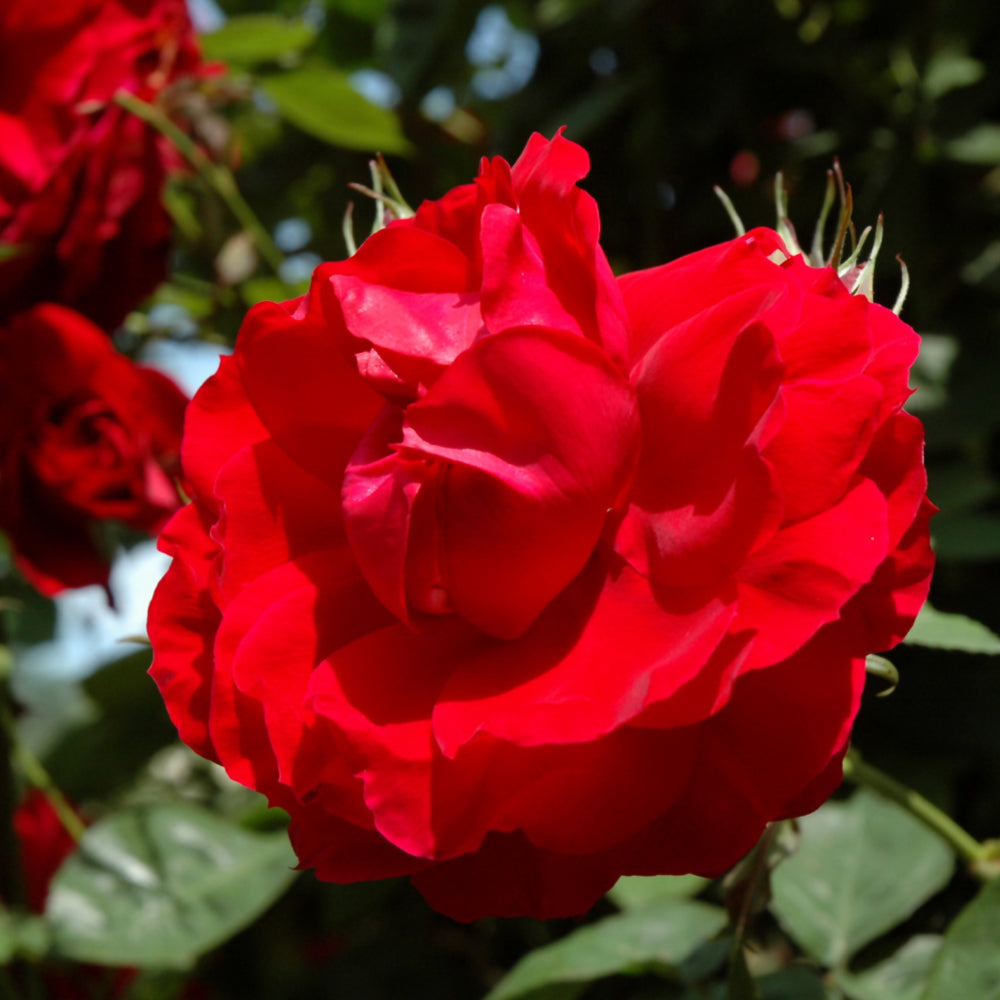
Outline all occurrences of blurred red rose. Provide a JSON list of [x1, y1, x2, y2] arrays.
[[11, 792, 138, 1000], [148, 132, 933, 921], [0, 303, 187, 595], [0, 0, 206, 329]]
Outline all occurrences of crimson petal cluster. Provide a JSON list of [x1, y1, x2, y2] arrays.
[[0, 304, 187, 594], [0, 0, 205, 328], [149, 132, 934, 920]]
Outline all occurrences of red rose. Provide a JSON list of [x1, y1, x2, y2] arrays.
[[148, 133, 934, 920], [10, 792, 138, 999], [0, 0, 205, 329], [0, 303, 188, 595]]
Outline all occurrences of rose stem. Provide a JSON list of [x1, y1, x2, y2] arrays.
[[843, 748, 995, 875], [113, 89, 286, 276], [0, 648, 85, 845]]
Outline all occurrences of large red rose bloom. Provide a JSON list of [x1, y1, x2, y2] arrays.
[[0, 0, 205, 329], [149, 133, 934, 920]]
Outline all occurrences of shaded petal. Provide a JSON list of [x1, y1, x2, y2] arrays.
[[628, 288, 785, 511], [736, 479, 889, 669], [342, 404, 432, 622], [148, 502, 221, 763], [619, 233, 802, 363], [181, 354, 268, 506], [479, 203, 586, 338], [625, 623, 865, 876], [212, 436, 346, 603], [237, 290, 383, 490], [433, 553, 735, 753], [411, 829, 626, 922], [772, 289, 872, 383], [764, 375, 883, 524], [616, 448, 779, 588], [290, 803, 432, 882]]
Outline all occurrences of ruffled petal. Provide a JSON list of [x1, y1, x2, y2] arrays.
[[764, 375, 883, 524], [148, 502, 221, 763], [433, 553, 735, 753], [736, 478, 890, 669]]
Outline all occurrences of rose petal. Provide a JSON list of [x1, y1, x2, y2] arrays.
[[736, 478, 889, 669]]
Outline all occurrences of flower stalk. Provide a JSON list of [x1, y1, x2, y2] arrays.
[[843, 749, 997, 877], [113, 89, 285, 276]]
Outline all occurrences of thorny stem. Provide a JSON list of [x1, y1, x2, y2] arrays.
[[113, 89, 286, 276], [844, 749, 996, 875]]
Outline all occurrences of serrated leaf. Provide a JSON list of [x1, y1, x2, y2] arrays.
[[838, 936, 942, 1000], [607, 874, 710, 910], [200, 14, 316, 66], [260, 62, 412, 154], [46, 804, 298, 969], [920, 879, 1000, 1000], [904, 603, 1000, 655], [485, 899, 728, 1000], [770, 791, 954, 968]]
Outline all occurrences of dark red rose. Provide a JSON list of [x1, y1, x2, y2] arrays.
[[0, 0, 206, 329], [0, 303, 187, 595], [9, 792, 137, 999], [148, 133, 933, 921]]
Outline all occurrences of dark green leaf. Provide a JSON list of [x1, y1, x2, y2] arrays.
[[484, 899, 728, 1000], [932, 515, 1000, 562], [727, 944, 763, 1000], [44, 651, 178, 800], [755, 967, 833, 999], [838, 936, 942, 1000], [260, 62, 412, 154], [200, 15, 316, 67], [920, 879, 1000, 1000], [770, 791, 954, 967], [46, 804, 298, 969], [904, 603, 1000, 655]]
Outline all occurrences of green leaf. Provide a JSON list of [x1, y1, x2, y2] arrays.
[[0, 911, 12, 965], [200, 14, 316, 67], [0, 911, 50, 965], [770, 790, 954, 968], [484, 899, 728, 1000], [904, 603, 1000, 655], [44, 651, 178, 801], [607, 873, 710, 910], [0, 242, 24, 262], [260, 61, 412, 154], [945, 124, 1000, 165], [920, 878, 1000, 1000], [838, 936, 943, 1000], [46, 804, 298, 970], [923, 49, 985, 99]]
